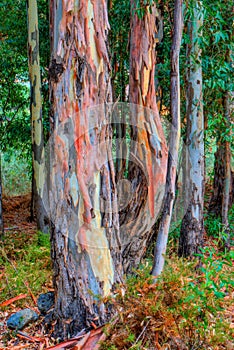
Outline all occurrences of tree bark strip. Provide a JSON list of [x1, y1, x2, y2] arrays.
[[122, 2, 168, 273], [27, 0, 48, 233], [179, 0, 204, 257], [49, 0, 122, 339], [152, 0, 183, 276]]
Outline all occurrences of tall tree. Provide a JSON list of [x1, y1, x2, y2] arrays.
[[27, 0, 48, 232], [152, 0, 183, 276], [179, 0, 204, 257], [121, 1, 168, 273], [221, 88, 232, 247], [208, 90, 233, 246], [202, 0, 234, 231], [49, 0, 122, 339]]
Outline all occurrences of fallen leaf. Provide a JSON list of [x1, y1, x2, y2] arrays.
[[0, 294, 28, 307]]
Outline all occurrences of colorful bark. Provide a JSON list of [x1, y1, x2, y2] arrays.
[[27, 0, 47, 232], [152, 0, 183, 276], [179, 1, 204, 257], [49, 0, 122, 339], [122, 2, 168, 273]]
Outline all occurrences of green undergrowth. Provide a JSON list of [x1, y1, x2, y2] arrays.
[[205, 205, 234, 247], [1, 150, 31, 196], [0, 231, 52, 307], [101, 246, 234, 350]]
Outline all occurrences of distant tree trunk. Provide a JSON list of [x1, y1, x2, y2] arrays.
[[49, 0, 122, 340], [152, 0, 183, 276], [0, 153, 4, 239], [209, 90, 233, 247], [27, 0, 48, 233], [209, 47, 233, 249], [209, 143, 233, 217], [179, 1, 204, 257], [221, 90, 232, 247], [122, 1, 168, 273], [208, 144, 225, 216]]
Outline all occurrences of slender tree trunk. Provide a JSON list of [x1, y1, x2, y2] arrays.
[[179, 1, 204, 257], [27, 0, 48, 233], [209, 142, 233, 217], [208, 143, 225, 216], [152, 0, 183, 276], [49, 0, 122, 339], [221, 90, 231, 247], [0, 153, 4, 239], [122, 2, 168, 273], [209, 48, 233, 249]]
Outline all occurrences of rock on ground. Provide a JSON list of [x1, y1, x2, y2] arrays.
[[37, 292, 55, 314], [7, 308, 38, 330]]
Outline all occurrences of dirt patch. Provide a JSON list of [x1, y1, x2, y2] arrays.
[[2, 193, 36, 235]]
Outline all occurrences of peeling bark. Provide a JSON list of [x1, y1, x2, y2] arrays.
[[179, 1, 204, 257], [152, 0, 183, 277], [123, 2, 168, 273], [49, 0, 122, 340], [27, 0, 48, 233]]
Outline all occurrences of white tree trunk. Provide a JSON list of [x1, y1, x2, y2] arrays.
[[179, 0, 204, 257], [27, 0, 47, 232], [152, 0, 183, 276]]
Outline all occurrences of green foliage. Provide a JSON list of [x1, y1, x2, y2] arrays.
[[205, 205, 234, 246], [201, 0, 233, 150], [109, 0, 130, 101], [1, 151, 31, 196], [0, 0, 50, 155], [0, 230, 51, 305], [37, 231, 51, 249], [132, 0, 154, 19]]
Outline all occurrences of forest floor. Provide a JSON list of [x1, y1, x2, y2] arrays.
[[0, 194, 233, 350]]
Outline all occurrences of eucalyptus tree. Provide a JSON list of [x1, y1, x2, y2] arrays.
[[204, 0, 234, 243], [48, 0, 122, 339], [27, 0, 48, 233], [119, 0, 168, 273], [179, 0, 204, 257], [152, 0, 183, 276], [48, 0, 168, 338]]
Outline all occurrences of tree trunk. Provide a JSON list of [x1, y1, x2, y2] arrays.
[[179, 1, 204, 258], [208, 144, 225, 216], [0, 152, 4, 239], [121, 2, 168, 273], [221, 90, 232, 247], [27, 0, 48, 233], [49, 0, 122, 340], [152, 0, 183, 276], [208, 48, 233, 249], [209, 143, 233, 217]]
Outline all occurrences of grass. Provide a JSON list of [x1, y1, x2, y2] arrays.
[[0, 231, 52, 307], [0, 182, 233, 349]]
